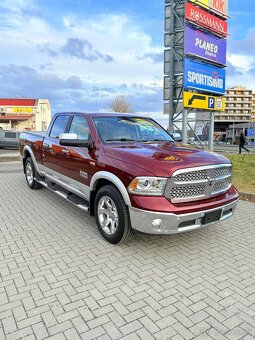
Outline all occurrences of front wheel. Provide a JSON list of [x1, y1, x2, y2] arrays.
[[94, 185, 134, 244], [25, 157, 43, 189]]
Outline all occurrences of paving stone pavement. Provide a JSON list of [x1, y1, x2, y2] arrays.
[[0, 171, 255, 340]]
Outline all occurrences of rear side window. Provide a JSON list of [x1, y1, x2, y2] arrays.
[[50, 115, 70, 139]]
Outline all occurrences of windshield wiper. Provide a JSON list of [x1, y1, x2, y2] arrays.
[[140, 139, 169, 142], [105, 138, 136, 142]]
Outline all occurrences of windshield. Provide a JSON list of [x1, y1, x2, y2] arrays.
[[93, 116, 174, 143]]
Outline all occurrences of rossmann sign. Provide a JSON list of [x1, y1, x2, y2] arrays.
[[190, 0, 228, 18], [184, 58, 226, 95], [186, 2, 228, 37], [185, 25, 226, 65]]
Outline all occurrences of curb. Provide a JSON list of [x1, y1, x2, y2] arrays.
[[239, 192, 255, 203], [0, 156, 20, 163]]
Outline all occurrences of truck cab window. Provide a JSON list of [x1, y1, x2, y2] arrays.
[[69, 116, 90, 140], [50, 115, 70, 139]]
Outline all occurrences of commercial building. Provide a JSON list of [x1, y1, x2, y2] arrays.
[[0, 98, 51, 131]]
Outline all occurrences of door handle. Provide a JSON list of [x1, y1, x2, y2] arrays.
[[43, 143, 50, 148], [62, 149, 70, 154]]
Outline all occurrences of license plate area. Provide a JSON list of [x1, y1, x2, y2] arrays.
[[202, 210, 222, 224]]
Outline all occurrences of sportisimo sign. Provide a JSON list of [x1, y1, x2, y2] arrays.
[[184, 25, 226, 65], [184, 58, 226, 95], [185, 2, 228, 37]]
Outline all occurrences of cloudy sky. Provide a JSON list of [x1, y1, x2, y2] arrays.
[[0, 0, 254, 121]]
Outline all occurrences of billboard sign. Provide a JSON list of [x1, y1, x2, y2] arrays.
[[184, 25, 227, 65], [184, 91, 225, 111], [190, 0, 228, 18], [185, 2, 228, 37], [184, 58, 226, 95]]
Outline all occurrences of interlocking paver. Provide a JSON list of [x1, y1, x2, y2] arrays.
[[0, 170, 255, 339]]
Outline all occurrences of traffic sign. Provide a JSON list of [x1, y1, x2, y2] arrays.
[[248, 128, 255, 137], [184, 91, 225, 111]]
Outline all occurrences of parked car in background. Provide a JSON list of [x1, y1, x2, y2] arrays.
[[0, 130, 21, 149]]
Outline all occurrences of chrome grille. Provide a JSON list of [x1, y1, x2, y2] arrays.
[[165, 164, 232, 203], [212, 180, 230, 194], [169, 185, 206, 199], [175, 170, 207, 182]]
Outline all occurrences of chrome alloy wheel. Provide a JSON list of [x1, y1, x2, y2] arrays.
[[97, 196, 119, 235], [26, 162, 34, 186]]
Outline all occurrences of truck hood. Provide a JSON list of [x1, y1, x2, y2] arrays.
[[104, 142, 230, 177]]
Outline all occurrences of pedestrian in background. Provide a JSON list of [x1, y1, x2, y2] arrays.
[[239, 132, 249, 154]]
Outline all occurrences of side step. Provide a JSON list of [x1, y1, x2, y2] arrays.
[[36, 179, 89, 212]]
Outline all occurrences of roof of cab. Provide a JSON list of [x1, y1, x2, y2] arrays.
[[54, 112, 139, 118]]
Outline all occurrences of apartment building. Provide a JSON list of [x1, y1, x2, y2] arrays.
[[214, 86, 255, 139], [215, 86, 253, 123]]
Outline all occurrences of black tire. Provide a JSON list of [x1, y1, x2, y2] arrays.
[[25, 157, 43, 189], [94, 185, 134, 244]]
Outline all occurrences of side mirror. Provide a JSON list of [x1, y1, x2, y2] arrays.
[[59, 133, 92, 148]]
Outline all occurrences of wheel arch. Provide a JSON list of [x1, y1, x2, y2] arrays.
[[22, 146, 41, 175], [89, 171, 131, 216]]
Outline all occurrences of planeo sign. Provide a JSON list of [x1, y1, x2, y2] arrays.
[[190, 0, 228, 18], [184, 25, 227, 65], [186, 2, 228, 37]]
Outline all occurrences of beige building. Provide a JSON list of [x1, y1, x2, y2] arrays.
[[0, 98, 51, 131], [215, 86, 253, 124]]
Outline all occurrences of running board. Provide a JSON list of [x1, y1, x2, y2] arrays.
[[36, 179, 89, 212]]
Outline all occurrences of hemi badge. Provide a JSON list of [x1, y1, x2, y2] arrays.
[[90, 161, 96, 167], [80, 171, 88, 179]]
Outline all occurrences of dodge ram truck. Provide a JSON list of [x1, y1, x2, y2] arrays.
[[19, 112, 239, 244]]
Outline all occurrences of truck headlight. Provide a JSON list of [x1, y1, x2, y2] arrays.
[[128, 177, 167, 196]]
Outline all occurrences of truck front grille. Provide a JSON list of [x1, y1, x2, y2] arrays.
[[165, 164, 232, 203]]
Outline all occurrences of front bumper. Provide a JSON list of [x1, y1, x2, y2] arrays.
[[129, 199, 238, 235]]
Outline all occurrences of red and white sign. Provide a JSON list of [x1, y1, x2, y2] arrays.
[[186, 2, 228, 37]]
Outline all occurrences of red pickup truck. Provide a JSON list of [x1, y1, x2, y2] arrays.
[[19, 112, 239, 244]]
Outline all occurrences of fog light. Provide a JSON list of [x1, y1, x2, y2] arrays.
[[152, 219, 162, 227]]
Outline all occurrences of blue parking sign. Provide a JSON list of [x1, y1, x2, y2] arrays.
[[248, 128, 254, 137], [208, 97, 215, 109]]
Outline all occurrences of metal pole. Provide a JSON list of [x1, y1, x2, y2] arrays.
[[232, 122, 234, 144], [168, 0, 175, 134], [182, 108, 188, 143], [209, 111, 214, 151]]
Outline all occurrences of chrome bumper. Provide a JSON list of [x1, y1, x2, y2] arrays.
[[129, 200, 238, 235]]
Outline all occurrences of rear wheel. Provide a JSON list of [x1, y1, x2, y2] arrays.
[[25, 157, 43, 189], [94, 185, 134, 244]]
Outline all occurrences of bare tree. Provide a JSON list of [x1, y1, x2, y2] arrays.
[[109, 95, 134, 113]]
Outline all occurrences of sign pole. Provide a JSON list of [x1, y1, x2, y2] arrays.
[[209, 111, 214, 151], [168, 0, 175, 135], [182, 108, 188, 143]]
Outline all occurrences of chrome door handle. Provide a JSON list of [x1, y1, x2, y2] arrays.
[[62, 149, 70, 154], [43, 143, 50, 147]]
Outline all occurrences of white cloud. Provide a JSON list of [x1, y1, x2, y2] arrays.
[[227, 53, 255, 73], [0, 9, 163, 84]]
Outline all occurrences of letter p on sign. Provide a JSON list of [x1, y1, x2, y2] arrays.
[[208, 97, 215, 109]]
